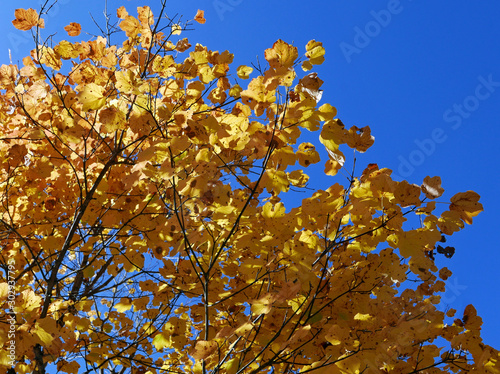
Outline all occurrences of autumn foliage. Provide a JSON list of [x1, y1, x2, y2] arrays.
[[0, 3, 498, 374]]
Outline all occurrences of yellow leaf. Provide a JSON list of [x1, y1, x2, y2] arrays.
[[324, 325, 343, 346], [0, 283, 8, 300], [39, 46, 62, 71], [77, 83, 106, 111], [115, 298, 133, 313], [288, 169, 309, 188], [437, 210, 464, 234], [319, 119, 346, 152], [298, 72, 324, 103], [264, 39, 298, 69], [237, 65, 253, 79], [224, 358, 239, 374], [304, 40, 325, 66], [229, 84, 242, 97], [119, 15, 140, 37], [54, 40, 82, 60], [20, 289, 42, 312], [241, 76, 276, 110], [297, 142, 320, 167], [235, 322, 253, 335], [215, 205, 236, 215], [262, 202, 285, 219], [354, 313, 373, 321], [317, 103, 337, 121], [12, 8, 44, 31], [324, 159, 342, 176], [99, 106, 126, 132], [115, 69, 140, 94], [171, 24, 182, 36], [152, 333, 171, 350], [301, 60, 313, 71], [33, 318, 58, 346], [251, 294, 274, 315]]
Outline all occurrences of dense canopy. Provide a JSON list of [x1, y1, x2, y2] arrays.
[[0, 4, 498, 374]]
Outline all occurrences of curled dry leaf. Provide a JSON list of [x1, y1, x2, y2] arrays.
[[421, 176, 444, 199], [194, 9, 206, 24]]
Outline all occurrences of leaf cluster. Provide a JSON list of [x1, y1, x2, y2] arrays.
[[0, 3, 497, 374]]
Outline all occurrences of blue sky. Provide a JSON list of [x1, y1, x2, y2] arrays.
[[1, 0, 499, 350]]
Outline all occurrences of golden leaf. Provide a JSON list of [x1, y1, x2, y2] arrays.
[[251, 294, 274, 315], [297, 142, 320, 167], [99, 106, 126, 132], [120, 15, 141, 37], [152, 333, 171, 350], [304, 40, 325, 66], [115, 297, 133, 313], [264, 39, 298, 69], [345, 125, 374, 153], [77, 83, 106, 111], [450, 191, 483, 225], [54, 40, 82, 60], [237, 65, 253, 79], [12, 8, 44, 31], [192, 340, 218, 360], [394, 181, 421, 207]]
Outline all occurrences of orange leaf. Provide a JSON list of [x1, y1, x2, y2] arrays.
[[194, 9, 206, 24], [64, 22, 81, 36], [12, 8, 44, 31]]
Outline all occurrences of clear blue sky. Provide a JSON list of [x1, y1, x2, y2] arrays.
[[2, 0, 499, 349]]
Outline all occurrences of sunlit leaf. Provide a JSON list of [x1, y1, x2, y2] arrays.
[[12, 8, 44, 31]]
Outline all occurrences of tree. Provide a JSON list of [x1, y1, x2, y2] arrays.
[[0, 2, 498, 373]]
